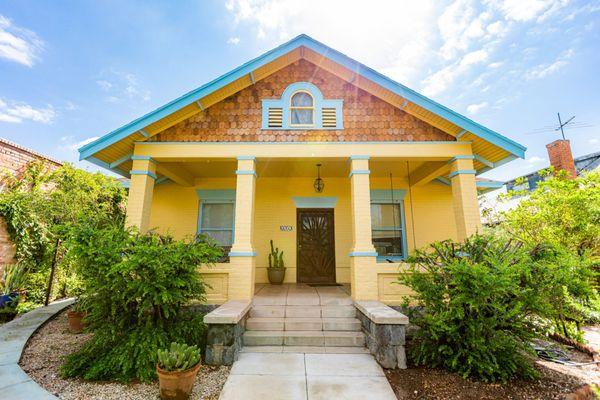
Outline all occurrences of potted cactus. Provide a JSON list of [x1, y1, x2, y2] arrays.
[[157, 342, 202, 400], [267, 240, 285, 284]]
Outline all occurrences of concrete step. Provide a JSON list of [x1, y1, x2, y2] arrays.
[[285, 305, 321, 318], [321, 305, 356, 318], [243, 330, 366, 347], [284, 317, 322, 331], [322, 318, 361, 331], [243, 330, 283, 346], [248, 305, 357, 319], [246, 317, 284, 331], [324, 331, 366, 347], [249, 306, 285, 318], [240, 346, 371, 354], [246, 317, 361, 332]]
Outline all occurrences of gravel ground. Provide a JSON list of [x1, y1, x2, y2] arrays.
[[386, 338, 600, 400], [19, 309, 230, 400]]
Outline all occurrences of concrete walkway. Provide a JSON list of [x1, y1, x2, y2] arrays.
[[219, 351, 396, 400], [0, 298, 74, 399]]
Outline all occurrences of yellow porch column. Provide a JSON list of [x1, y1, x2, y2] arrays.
[[348, 156, 378, 300], [449, 156, 481, 240], [228, 156, 257, 300], [125, 157, 157, 232]]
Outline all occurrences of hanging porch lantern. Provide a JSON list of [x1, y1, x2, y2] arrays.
[[313, 163, 324, 193]]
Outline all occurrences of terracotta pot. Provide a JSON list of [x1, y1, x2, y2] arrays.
[[157, 362, 201, 400], [67, 311, 86, 333], [267, 267, 285, 284]]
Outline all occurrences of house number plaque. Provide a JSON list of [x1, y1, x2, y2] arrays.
[[280, 225, 293, 231]]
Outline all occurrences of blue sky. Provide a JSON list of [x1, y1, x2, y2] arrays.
[[0, 0, 599, 181]]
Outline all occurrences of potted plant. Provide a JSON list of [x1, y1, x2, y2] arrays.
[[0, 263, 26, 308], [267, 240, 285, 284], [157, 342, 202, 400], [67, 298, 88, 334]]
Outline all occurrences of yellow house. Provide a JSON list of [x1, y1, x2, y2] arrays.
[[79, 35, 526, 306]]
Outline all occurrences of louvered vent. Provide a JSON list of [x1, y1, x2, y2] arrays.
[[322, 108, 337, 128], [267, 108, 283, 128]]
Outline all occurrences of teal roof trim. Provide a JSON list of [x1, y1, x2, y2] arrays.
[[79, 34, 526, 162]]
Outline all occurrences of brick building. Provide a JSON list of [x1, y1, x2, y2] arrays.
[[0, 138, 62, 269]]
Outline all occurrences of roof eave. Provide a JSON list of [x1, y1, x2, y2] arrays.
[[79, 33, 526, 162]]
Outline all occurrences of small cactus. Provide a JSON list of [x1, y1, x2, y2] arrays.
[[268, 240, 285, 268], [157, 342, 201, 372]]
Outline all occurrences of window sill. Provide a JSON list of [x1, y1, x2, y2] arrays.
[[261, 127, 342, 131], [376, 256, 405, 263]]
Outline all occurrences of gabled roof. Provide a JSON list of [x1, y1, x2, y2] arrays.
[[79, 34, 526, 176]]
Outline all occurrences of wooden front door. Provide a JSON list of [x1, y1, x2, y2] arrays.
[[297, 208, 336, 284]]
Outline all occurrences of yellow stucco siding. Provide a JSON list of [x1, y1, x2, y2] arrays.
[[146, 175, 457, 304]]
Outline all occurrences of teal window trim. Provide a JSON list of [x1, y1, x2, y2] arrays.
[[262, 82, 343, 130], [196, 189, 236, 262], [370, 190, 408, 262], [292, 196, 338, 208]]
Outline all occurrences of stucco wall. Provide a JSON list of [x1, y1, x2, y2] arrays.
[[155, 59, 454, 143], [148, 177, 457, 304]]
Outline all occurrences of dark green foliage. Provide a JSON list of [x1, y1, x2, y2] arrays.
[[60, 222, 222, 382], [268, 239, 285, 268], [0, 162, 126, 304], [400, 234, 597, 382]]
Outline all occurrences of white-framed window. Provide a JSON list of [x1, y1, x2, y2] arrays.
[[290, 90, 315, 127], [199, 202, 234, 247], [370, 189, 407, 262], [197, 189, 236, 262], [261, 82, 343, 130]]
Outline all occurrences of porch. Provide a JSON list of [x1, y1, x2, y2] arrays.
[[124, 141, 483, 304]]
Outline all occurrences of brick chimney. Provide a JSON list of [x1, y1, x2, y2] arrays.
[[546, 139, 577, 178]]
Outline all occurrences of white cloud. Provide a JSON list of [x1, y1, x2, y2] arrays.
[[525, 49, 573, 79], [422, 49, 489, 96], [0, 14, 44, 67], [59, 136, 100, 152], [96, 69, 151, 103], [527, 155, 546, 165], [224, 0, 583, 100], [65, 101, 78, 111], [438, 1, 493, 61], [0, 98, 55, 124], [467, 101, 489, 114], [589, 138, 599, 145], [224, 0, 439, 85], [493, 0, 567, 22], [70, 136, 99, 151], [227, 37, 240, 45]]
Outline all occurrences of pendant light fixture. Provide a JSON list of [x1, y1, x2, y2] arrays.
[[313, 163, 324, 193]]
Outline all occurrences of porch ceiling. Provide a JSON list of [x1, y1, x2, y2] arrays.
[[158, 159, 427, 179]]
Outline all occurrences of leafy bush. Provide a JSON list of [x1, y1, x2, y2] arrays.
[[61, 222, 222, 382], [0, 162, 126, 304], [501, 169, 600, 256], [158, 342, 201, 372], [1, 263, 27, 294], [400, 234, 591, 382], [497, 170, 600, 336]]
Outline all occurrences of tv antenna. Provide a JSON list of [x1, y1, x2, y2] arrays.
[[525, 112, 593, 138], [556, 112, 574, 140]]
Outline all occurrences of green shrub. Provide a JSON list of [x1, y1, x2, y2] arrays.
[[157, 342, 201, 372], [60, 222, 222, 382], [401, 234, 560, 382]]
